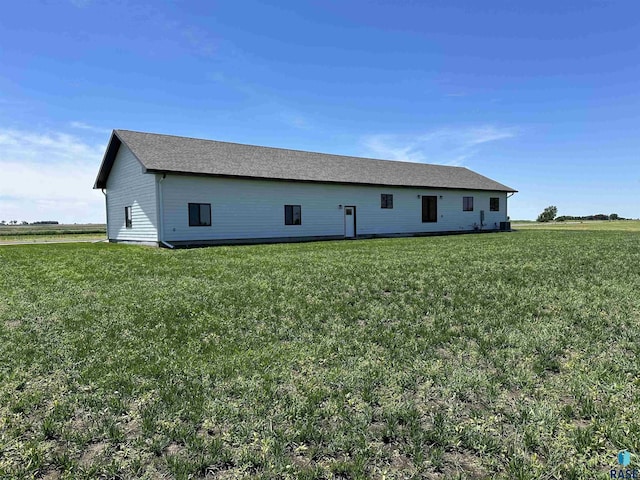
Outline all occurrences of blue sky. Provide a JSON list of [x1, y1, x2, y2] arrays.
[[1, 0, 638, 223]]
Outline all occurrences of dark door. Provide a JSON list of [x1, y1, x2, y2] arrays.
[[422, 196, 437, 223]]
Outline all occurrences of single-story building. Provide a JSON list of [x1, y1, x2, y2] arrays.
[[93, 130, 516, 247]]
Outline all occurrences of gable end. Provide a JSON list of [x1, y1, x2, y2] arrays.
[[94, 131, 148, 189]]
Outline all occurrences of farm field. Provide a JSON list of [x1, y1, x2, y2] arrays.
[[1, 226, 640, 479], [513, 219, 640, 231], [0, 224, 106, 244]]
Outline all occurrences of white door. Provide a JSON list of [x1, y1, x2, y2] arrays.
[[344, 206, 356, 238]]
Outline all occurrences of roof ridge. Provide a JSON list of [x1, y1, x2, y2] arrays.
[[113, 129, 466, 169]]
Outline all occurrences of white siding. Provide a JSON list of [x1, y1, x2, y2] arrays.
[[160, 175, 508, 242], [105, 145, 158, 242]]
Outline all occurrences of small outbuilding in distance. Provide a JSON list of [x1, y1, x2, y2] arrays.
[[93, 130, 517, 247]]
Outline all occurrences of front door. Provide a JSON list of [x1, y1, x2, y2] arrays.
[[344, 206, 356, 238]]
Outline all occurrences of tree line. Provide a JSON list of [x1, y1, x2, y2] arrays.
[[537, 206, 622, 222], [0, 220, 59, 226]]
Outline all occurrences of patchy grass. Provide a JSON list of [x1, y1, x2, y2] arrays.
[[0, 233, 106, 244], [1, 227, 639, 479]]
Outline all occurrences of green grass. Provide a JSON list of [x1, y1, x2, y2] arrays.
[[0, 233, 106, 243], [1, 226, 640, 479]]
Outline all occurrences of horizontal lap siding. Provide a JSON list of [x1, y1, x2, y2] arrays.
[[161, 176, 508, 242], [162, 177, 342, 241], [106, 145, 158, 242]]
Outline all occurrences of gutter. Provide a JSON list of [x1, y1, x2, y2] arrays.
[[506, 192, 516, 225]]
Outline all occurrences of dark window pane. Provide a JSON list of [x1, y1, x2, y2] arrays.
[[285, 205, 293, 225], [189, 203, 199, 226], [200, 204, 211, 226], [292, 205, 301, 225], [490, 198, 499, 211]]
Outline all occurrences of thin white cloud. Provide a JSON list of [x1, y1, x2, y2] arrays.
[[361, 126, 517, 166], [69, 0, 92, 7], [70, 121, 112, 135], [463, 126, 515, 145], [131, 6, 221, 58], [279, 112, 312, 130], [0, 129, 106, 224], [209, 72, 315, 131], [180, 26, 218, 57]]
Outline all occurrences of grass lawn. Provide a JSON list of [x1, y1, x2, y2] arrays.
[[0, 234, 106, 244], [1, 225, 640, 479]]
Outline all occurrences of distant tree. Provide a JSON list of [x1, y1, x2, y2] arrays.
[[0, 220, 5, 225], [536, 206, 558, 223], [610, 213, 619, 220], [21, 221, 28, 225], [10, 220, 17, 225]]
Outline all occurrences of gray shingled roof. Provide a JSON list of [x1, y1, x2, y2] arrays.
[[94, 129, 516, 192]]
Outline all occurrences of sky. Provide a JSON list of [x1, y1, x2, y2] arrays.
[[0, 0, 638, 223]]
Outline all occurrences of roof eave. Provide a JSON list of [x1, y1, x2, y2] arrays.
[[145, 168, 517, 192], [93, 131, 121, 189]]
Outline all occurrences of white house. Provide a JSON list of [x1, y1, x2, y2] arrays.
[[93, 130, 516, 247]]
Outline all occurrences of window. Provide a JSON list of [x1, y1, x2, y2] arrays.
[[125, 206, 132, 228], [463, 196, 474, 211], [284, 205, 302, 225], [381, 194, 393, 209], [490, 197, 500, 211], [422, 196, 437, 222], [188, 203, 211, 226]]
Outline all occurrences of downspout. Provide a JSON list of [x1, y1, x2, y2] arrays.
[[101, 189, 109, 242], [506, 192, 515, 222], [157, 174, 174, 249]]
